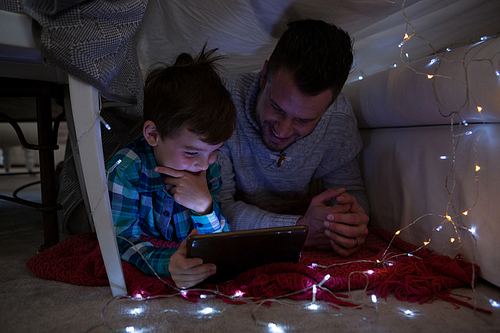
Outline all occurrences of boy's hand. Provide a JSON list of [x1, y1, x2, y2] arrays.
[[169, 229, 216, 289], [155, 166, 213, 215]]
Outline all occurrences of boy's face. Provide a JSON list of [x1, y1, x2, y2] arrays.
[[149, 125, 223, 173]]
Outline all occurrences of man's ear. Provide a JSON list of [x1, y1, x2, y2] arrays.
[[260, 60, 268, 90], [143, 120, 159, 146]]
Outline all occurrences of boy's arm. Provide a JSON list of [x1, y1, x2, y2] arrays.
[[108, 161, 178, 277], [193, 162, 230, 234]]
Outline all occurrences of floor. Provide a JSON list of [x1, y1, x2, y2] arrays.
[[1, 169, 500, 333]]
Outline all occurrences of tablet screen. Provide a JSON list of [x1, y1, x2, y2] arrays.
[[186, 225, 308, 284]]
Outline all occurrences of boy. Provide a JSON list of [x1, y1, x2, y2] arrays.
[[106, 46, 236, 289]]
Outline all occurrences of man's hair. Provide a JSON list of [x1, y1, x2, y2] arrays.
[[266, 19, 354, 99], [143, 45, 236, 144]]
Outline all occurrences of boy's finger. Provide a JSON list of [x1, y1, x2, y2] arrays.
[[155, 166, 184, 178]]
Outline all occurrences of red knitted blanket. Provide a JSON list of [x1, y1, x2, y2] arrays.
[[26, 226, 489, 313]]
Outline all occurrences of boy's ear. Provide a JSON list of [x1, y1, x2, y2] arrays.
[[143, 120, 159, 146]]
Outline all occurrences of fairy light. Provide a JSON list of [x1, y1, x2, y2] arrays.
[[130, 307, 143, 315], [490, 299, 500, 307], [463, 211, 468, 216], [475, 165, 481, 172], [423, 241, 430, 246], [233, 290, 245, 298], [395, 230, 401, 235], [371, 294, 378, 303], [462, 120, 469, 126], [440, 155, 448, 160], [402, 309, 417, 317], [435, 225, 443, 232], [307, 303, 320, 310], [450, 238, 456, 243], [268, 323, 285, 333], [468, 226, 477, 236], [446, 215, 452, 221], [98, 116, 112, 130], [465, 131, 472, 136], [427, 75, 433, 79], [476, 106, 482, 113], [198, 307, 215, 315], [495, 70, 500, 77], [358, 75, 364, 80], [366, 270, 375, 275], [318, 274, 331, 287], [126, 327, 135, 333]]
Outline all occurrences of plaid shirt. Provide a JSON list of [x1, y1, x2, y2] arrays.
[[107, 136, 229, 277]]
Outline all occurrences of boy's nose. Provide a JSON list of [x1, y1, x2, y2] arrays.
[[194, 157, 209, 171]]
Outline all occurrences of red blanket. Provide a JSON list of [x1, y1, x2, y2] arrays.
[[26, 226, 489, 313]]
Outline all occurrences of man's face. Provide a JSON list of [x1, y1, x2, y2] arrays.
[[152, 126, 223, 174], [255, 65, 333, 152]]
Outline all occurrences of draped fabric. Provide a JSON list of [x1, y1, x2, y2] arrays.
[[26, 226, 490, 313]]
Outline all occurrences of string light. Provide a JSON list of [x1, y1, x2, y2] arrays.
[[468, 226, 477, 235], [198, 307, 215, 315], [98, 116, 111, 130], [476, 106, 482, 113], [268, 323, 285, 333], [427, 75, 433, 79], [475, 165, 481, 172]]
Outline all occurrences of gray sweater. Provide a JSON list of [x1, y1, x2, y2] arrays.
[[218, 72, 369, 230]]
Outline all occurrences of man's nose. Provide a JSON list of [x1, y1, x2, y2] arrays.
[[274, 118, 293, 138]]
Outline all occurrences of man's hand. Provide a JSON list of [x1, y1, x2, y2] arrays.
[[155, 166, 213, 215], [296, 188, 369, 256], [297, 188, 351, 249], [323, 192, 369, 257], [168, 229, 216, 289]]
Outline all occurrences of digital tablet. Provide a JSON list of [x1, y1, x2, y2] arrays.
[[186, 225, 309, 284]]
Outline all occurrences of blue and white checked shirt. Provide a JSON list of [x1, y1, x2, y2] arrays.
[[107, 136, 229, 277]]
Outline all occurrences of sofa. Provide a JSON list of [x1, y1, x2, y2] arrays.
[[343, 37, 500, 287]]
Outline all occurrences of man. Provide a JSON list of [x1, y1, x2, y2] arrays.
[[218, 19, 369, 256]]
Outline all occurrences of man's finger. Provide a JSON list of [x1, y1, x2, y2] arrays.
[[313, 188, 346, 205]]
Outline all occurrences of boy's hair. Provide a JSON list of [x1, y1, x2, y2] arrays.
[[143, 45, 236, 144], [266, 19, 354, 100]]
